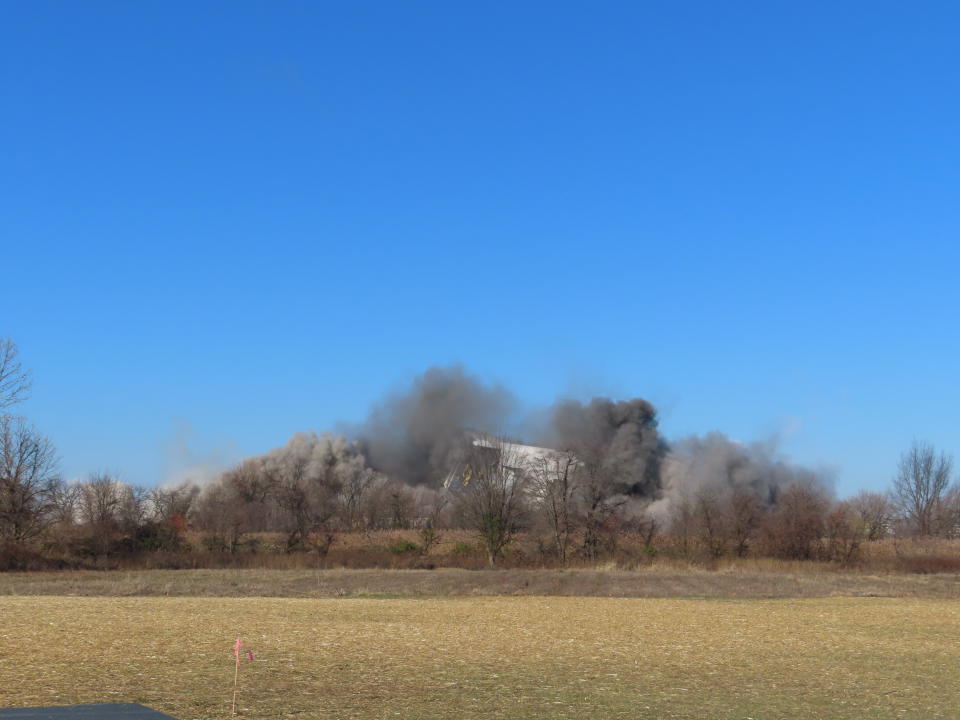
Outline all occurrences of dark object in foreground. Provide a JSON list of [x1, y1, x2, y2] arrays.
[[0, 705, 174, 720]]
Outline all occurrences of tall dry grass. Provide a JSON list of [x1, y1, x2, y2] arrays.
[[10, 530, 960, 574]]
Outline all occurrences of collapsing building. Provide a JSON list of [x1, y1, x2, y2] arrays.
[[442, 433, 577, 491]]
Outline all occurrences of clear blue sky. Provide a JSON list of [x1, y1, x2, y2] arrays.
[[3, 2, 958, 496]]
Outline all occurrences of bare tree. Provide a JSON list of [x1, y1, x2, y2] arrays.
[[694, 489, 728, 559], [728, 488, 764, 557], [118, 483, 150, 534], [267, 448, 355, 561], [76, 473, 128, 554], [935, 485, 960, 538], [48, 481, 80, 526], [529, 450, 580, 565], [193, 478, 255, 552], [338, 463, 378, 531], [761, 481, 830, 560], [411, 486, 448, 555], [0, 339, 31, 412], [669, 493, 697, 558], [891, 441, 954, 536], [0, 416, 61, 545], [190, 460, 273, 552], [577, 464, 625, 561], [150, 481, 200, 524], [849, 490, 894, 541], [825, 500, 863, 563], [624, 508, 658, 559], [274, 455, 340, 552], [77, 473, 123, 528], [455, 435, 529, 566]]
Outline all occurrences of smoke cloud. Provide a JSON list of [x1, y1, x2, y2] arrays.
[[540, 398, 666, 496], [647, 432, 831, 521], [351, 366, 517, 488], [218, 365, 828, 513], [249, 431, 372, 486]]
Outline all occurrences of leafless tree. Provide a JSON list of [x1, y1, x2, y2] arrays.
[[388, 483, 417, 529], [933, 485, 960, 539], [412, 486, 448, 554], [728, 488, 764, 557], [455, 435, 529, 566], [339, 463, 378, 531], [577, 464, 625, 561], [193, 479, 253, 552], [891, 441, 954, 536], [77, 473, 123, 528], [76, 473, 128, 554], [694, 489, 728, 559], [274, 455, 342, 553], [48, 481, 80, 526], [620, 501, 658, 560], [761, 481, 830, 560], [825, 500, 863, 563], [191, 460, 274, 551], [150, 481, 200, 523], [669, 493, 697, 558], [849, 490, 894, 541], [118, 483, 150, 533], [0, 416, 61, 545], [359, 477, 393, 529], [529, 450, 580, 565], [0, 339, 31, 412]]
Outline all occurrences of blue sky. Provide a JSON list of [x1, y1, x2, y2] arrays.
[[2, 2, 958, 496]]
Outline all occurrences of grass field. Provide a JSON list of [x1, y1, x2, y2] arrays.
[[1, 593, 957, 719]]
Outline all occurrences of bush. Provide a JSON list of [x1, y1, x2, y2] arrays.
[[388, 540, 420, 554], [451, 541, 476, 556], [201, 535, 229, 552]]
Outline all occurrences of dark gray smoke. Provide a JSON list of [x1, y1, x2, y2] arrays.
[[351, 371, 669, 494], [352, 366, 517, 487], [540, 398, 666, 496]]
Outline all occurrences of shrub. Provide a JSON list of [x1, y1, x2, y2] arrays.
[[451, 541, 476, 556], [201, 535, 229, 552], [388, 540, 420, 554], [418, 527, 441, 555]]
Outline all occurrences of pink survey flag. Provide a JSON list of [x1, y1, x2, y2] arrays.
[[234, 637, 254, 662], [231, 636, 254, 716]]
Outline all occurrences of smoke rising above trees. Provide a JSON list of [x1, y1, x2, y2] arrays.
[[182, 365, 841, 565], [5, 352, 958, 570], [351, 366, 516, 488], [650, 433, 829, 521], [346, 366, 826, 506], [216, 365, 829, 514], [543, 397, 666, 497]]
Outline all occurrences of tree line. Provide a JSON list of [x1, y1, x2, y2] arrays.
[[2, 338, 958, 570]]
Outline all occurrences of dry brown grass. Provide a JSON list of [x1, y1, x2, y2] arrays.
[[0, 595, 957, 719], [2, 566, 960, 600], [165, 531, 960, 572]]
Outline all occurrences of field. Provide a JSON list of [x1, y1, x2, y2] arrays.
[[1, 575, 958, 719]]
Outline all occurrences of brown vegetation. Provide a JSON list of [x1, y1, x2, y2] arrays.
[[2, 564, 960, 599]]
